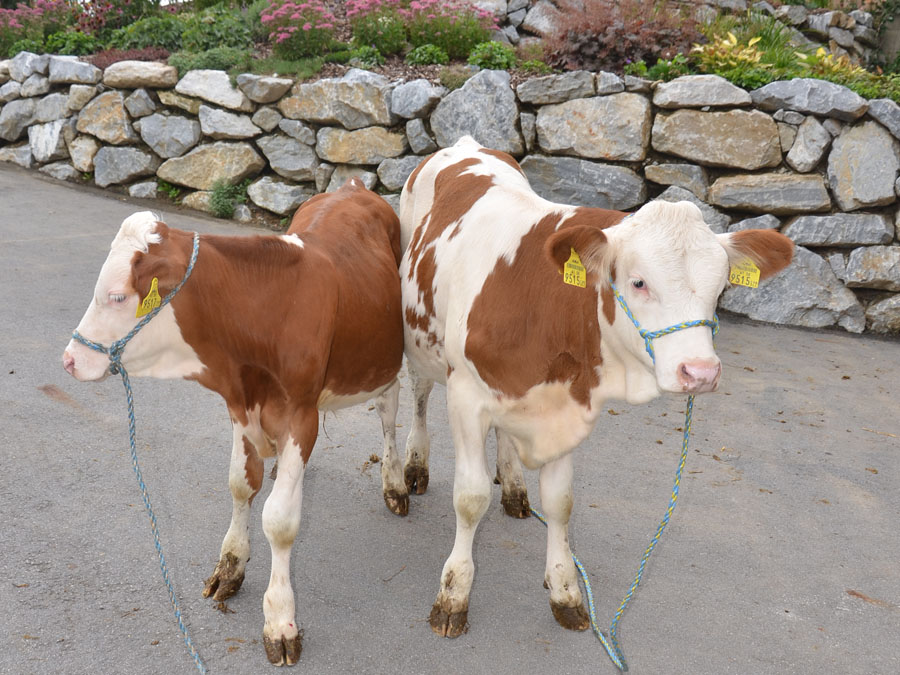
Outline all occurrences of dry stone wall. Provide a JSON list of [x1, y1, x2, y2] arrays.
[[1, 51, 899, 335]]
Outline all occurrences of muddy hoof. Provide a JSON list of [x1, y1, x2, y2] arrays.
[[551, 601, 590, 632], [501, 491, 531, 519], [202, 552, 245, 602], [429, 603, 468, 638], [404, 465, 429, 495], [383, 489, 409, 516], [263, 630, 303, 666]]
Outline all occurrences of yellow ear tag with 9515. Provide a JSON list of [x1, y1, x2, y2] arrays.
[[729, 259, 761, 288], [562, 248, 586, 288], [136, 277, 162, 317]]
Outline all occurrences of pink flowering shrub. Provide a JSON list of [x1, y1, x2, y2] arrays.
[[346, 0, 406, 56], [1, 0, 72, 57], [401, 0, 498, 60], [261, 0, 336, 58]]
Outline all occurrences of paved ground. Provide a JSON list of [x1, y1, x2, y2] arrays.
[[1, 162, 899, 675]]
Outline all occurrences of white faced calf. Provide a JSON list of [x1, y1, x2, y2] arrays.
[[397, 136, 794, 636]]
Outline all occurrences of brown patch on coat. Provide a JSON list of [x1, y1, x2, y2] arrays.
[[404, 152, 434, 193], [241, 435, 264, 504], [465, 211, 620, 407], [129, 181, 403, 464], [404, 157, 495, 344], [728, 229, 794, 279], [480, 148, 525, 176]]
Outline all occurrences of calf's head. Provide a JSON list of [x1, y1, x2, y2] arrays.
[[62, 212, 202, 382], [547, 200, 793, 398]]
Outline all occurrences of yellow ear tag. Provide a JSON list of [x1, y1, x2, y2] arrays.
[[136, 277, 162, 317], [729, 259, 761, 288], [562, 248, 586, 288]]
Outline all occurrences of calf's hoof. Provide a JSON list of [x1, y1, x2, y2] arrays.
[[500, 490, 531, 519], [263, 629, 303, 666], [404, 465, 429, 495], [383, 489, 409, 516], [202, 552, 245, 601], [551, 600, 591, 632], [429, 602, 469, 638]]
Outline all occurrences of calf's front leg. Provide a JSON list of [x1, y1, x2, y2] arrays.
[[404, 366, 433, 495], [261, 407, 316, 666], [204, 417, 263, 602], [540, 453, 590, 631], [429, 379, 491, 638]]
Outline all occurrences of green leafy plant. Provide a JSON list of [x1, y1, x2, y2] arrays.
[[348, 44, 384, 68], [181, 5, 252, 52], [157, 179, 182, 201], [405, 43, 449, 65], [517, 58, 553, 74], [623, 60, 648, 77], [44, 29, 100, 55], [169, 46, 252, 77], [646, 53, 693, 80], [691, 32, 777, 89], [346, 0, 406, 56], [7, 36, 43, 56], [209, 178, 250, 219], [467, 40, 516, 70], [233, 54, 325, 80], [404, 0, 497, 60], [106, 13, 186, 51]]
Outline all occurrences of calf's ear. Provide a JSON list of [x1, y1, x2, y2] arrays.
[[718, 229, 794, 280], [131, 222, 184, 296], [545, 225, 609, 274]]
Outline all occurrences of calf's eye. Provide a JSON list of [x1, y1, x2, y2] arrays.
[[631, 279, 645, 290], [109, 293, 127, 304]]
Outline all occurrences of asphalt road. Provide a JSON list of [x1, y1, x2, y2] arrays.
[[2, 162, 899, 675]]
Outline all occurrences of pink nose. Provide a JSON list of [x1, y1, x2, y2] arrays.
[[678, 359, 721, 393], [63, 351, 75, 375]]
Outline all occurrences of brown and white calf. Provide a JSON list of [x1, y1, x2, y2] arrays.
[[62, 179, 407, 665], [398, 136, 794, 637]]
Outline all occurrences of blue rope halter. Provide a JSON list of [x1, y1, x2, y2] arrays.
[[608, 279, 719, 363], [532, 277, 720, 671], [71, 232, 206, 674]]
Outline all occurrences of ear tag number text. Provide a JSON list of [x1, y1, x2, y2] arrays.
[[136, 277, 162, 317], [729, 259, 761, 288], [562, 248, 586, 288]]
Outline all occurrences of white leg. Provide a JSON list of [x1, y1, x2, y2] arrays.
[[429, 378, 491, 638], [540, 453, 589, 631], [494, 429, 530, 518], [203, 417, 263, 601], [261, 409, 315, 666], [404, 366, 434, 494], [376, 379, 408, 516]]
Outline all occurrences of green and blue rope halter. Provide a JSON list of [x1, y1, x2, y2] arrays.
[[71, 232, 207, 674]]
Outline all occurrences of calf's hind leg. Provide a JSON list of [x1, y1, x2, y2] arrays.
[[203, 417, 263, 602], [376, 379, 409, 516], [261, 407, 316, 666], [494, 429, 530, 518]]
